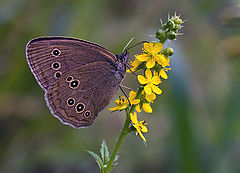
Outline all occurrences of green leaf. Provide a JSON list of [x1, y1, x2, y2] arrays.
[[100, 140, 110, 165], [87, 150, 104, 172]]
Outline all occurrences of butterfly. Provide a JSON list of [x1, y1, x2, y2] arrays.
[[26, 37, 130, 128]]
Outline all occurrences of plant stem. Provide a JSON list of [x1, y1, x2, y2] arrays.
[[104, 110, 132, 173], [104, 86, 144, 173]]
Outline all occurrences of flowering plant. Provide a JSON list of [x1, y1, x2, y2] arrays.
[[88, 13, 184, 172]]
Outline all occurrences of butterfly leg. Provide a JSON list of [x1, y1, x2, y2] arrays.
[[120, 84, 132, 91], [126, 63, 137, 76], [119, 86, 132, 106]]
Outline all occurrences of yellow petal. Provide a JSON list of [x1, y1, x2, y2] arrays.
[[165, 56, 170, 65], [145, 69, 152, 80], [109, 106, 120, 111], [145, 93, 156, 102], [152, 76, 161, 85], [136, 104, 142, 112], [136, 54, 149, 62], [143, 42, 153, 53], [162, 56, 170, 67], [131, 99, 140, 105], [139, 123, 148, 132], [131, 59, 142, 67], [142, 103, 152, 113], [153, 43, 163, 53], [127, 60, 141, 73], [114, 100, 120, 105], [144, 85, 152, 95], [154, 54, 161, 62], [146, 58, 155, 69], [129, 91, 136, 100], [130, 112, 138, 124], [160, 69, 168, 79], [151, 85, 162, 95], [119, 104, 127, 110], [156, 54, 166, 66], [135, 126, 147, 142], [138, 75, 148, 84]]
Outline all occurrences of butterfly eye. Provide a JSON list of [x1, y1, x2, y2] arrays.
[[54, 71, 62, 79], [51, 62, 61, 70], [75, 102, 85, 113], [66, 76, 73, 82], [69, 80, 80, 89], [84, 110, 91, 118], [66, 97, 75, 106], [52, 48, 61, 57]]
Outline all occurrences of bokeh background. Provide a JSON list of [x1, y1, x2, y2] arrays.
[[0, 0, 240, 172]]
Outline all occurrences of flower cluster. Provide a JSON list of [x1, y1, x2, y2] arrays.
[[88, 13, 185, 173], [109, 13, 183, 142]]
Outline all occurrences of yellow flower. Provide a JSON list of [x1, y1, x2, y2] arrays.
[[126, 59, 142, 73], [128, 91, 140, 105], [109, 96, 128, 111], [135, 91, 156, 113], [136, 42, 166, 69], [130, 112, 148, 142], [154, 66, 171, 80], [145, 92, 156, 103], [161, 56, 170, 67], [136, 103, 152, 113], [138, 69, 162, 95], [109, 91, 140, 111], [159, 69, 168, 79]]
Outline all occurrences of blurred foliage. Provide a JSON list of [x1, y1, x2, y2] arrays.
[[0, 0, 240, 172]]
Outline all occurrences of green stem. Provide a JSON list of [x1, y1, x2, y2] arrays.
[[104, 86, 144, 173], [104, 110, 132, 173]]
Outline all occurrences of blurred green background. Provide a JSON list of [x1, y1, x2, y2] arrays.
[[0, 0, 240, 172]]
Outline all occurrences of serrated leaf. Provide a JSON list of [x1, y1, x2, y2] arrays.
[[87, 150, 104, 172], [100, 140, 110, 164]]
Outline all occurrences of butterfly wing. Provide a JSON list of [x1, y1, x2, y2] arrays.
[[26, 37, 117, 90], [45, 61, 122, 128]]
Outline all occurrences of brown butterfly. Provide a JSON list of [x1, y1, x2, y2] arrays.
[[26, 37, 129, 128]]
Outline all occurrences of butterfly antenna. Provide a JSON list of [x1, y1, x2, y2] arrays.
[[125, 40, 149, 51], [122, 37, 136, 54]]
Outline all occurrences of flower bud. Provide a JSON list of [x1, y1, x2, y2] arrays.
[[162, 47, 174, 56], [155, 29, 165, 41], [167, 31, 177, 40], [172, 16, 183, 24], [174, 24, 183, 31], [166, 20, 175, 30], [162, 23, 168, 30]]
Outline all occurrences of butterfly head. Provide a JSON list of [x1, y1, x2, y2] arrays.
[[119, 50, 129, 62]]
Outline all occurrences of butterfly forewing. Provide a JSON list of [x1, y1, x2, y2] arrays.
[[26, 37, 117, 90]]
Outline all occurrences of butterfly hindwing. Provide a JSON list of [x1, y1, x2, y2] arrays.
[[45, 61, 121, 128]]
